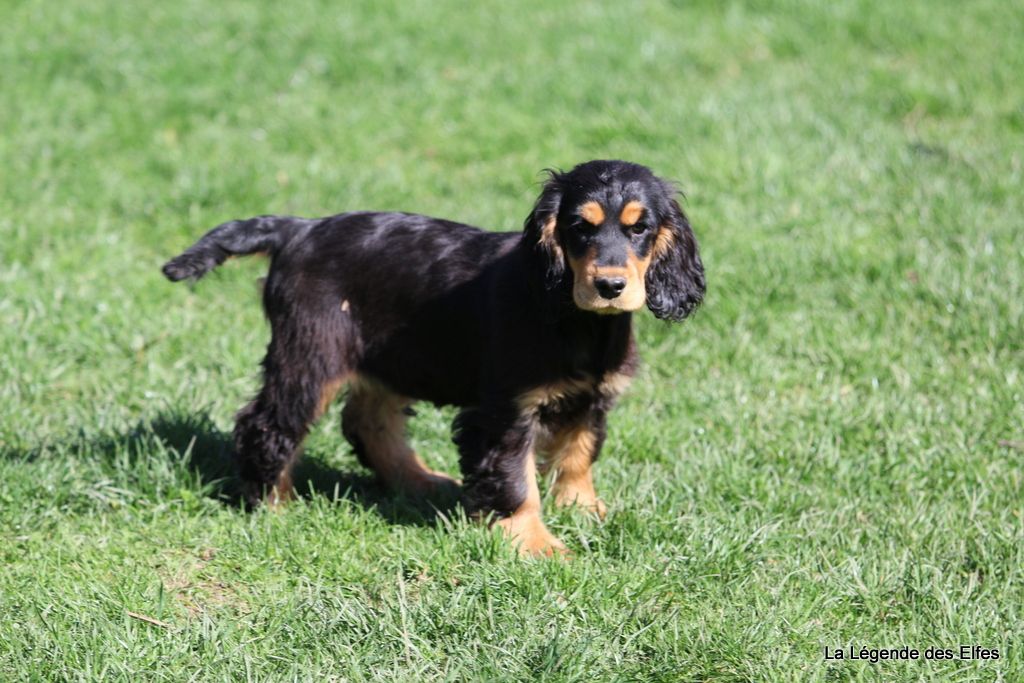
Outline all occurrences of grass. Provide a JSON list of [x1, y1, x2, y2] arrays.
[[1, 0, 1022, 680]]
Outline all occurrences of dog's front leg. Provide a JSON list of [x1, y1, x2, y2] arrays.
[[540, 410, 608, 520], [455, 406, 567, 557]]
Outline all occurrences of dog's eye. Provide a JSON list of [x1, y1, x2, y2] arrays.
[[629, 222, 647, 235]]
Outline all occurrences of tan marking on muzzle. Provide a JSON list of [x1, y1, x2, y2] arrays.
[[620, 201, 644, 226], [579, 201, 605, 226], [568, 247, 652, 313]]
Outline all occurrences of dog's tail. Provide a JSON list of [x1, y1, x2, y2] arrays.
[[162, 215, 312, 282]]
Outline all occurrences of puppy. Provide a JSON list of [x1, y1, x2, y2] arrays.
[[163, 160, 705, 555]]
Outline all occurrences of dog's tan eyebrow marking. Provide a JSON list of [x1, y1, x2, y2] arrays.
[[620, 201, 644, 226], [579, 201, 605, 225]]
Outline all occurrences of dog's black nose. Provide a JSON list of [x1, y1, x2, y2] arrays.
[[594, 276, 627, 299]]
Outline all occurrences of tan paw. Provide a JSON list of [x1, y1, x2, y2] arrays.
[[264, 482, 295, 510], [554, 490, 607, 520], [495, 511, 569, 558]]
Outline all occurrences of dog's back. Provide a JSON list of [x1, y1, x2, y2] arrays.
[[163, 211, 521, 404]]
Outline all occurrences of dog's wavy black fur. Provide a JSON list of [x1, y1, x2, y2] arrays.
[[163, 159, 704, 555]]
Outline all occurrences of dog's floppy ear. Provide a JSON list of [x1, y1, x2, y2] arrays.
[[522, 170, 566, 289], [645, 195, 705, 321]]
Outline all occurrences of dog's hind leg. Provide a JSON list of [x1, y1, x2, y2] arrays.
[[233, 310, 349, 508], [341, 377, 458, 498]]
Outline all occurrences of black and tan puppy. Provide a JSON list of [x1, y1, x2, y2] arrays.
[[163, 160, 705, 555]]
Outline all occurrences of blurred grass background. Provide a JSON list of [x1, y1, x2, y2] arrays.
[[1, 0, 1022, 680]]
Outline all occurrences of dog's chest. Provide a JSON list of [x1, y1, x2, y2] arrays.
[[517, 370, 632, 415]]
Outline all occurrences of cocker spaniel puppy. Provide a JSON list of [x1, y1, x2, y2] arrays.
[[163, 160, 705, 556]]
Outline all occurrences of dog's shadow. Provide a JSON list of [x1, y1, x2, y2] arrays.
[[121, 411, 460, 527]]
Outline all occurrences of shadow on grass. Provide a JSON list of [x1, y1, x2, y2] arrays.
[[3, 409, 461, 528]]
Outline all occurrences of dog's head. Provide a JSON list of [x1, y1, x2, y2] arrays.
[[524, 160, 705, 321]]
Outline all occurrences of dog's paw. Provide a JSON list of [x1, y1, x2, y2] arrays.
[[495, 512, 569, 558], [554, 490, 607, 521]]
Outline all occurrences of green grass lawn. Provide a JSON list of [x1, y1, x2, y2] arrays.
[[2, 0, 1022, 680]]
